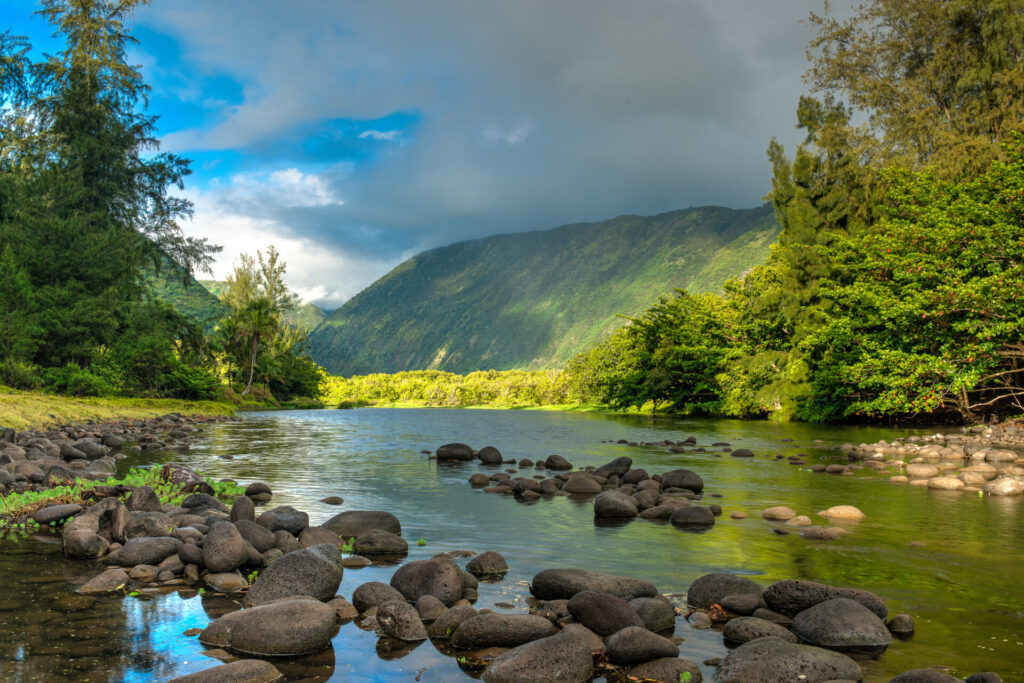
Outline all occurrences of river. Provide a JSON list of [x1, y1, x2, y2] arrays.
[[1, 408, 1021, 681]]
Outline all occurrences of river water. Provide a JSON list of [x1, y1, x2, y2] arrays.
[[1, 408, 1022, 682]]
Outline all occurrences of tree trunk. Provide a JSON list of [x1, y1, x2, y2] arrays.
[[241, 336, 258, 397]]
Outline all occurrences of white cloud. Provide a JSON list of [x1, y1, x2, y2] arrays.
[[358, 129, 401, 141]]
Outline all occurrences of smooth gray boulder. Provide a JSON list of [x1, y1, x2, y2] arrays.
[[687, 573, 764, 609], [713, 638, 863, 682], [723, 616, 798, 644], [204, 522, 249, 573], [166, 659, 283, 683], [763, 579, 888, 620], [660, 469, 704, 492], [377, 600, 428, 641], [427, 605, 478, 639], [322, 510, 401, 539], [481, 624, 603, 683], [119, 537, 182, 566], [530, 568, 658, 600], [244, 543, 343, 607], [791, 597, 893, 649], [567, 590, 646, 636], [629, 658, 703, 683], [629, 596, 676, 632], [255, 506, 309, 535], [352, 581, 406, 613], [466, 550, 509, 577], [436, 443, 474, 461], [450, 614, 557, 649], [390, 556, 464, 605], [605, 626, 679, 665], [198, 597, 336, 656]]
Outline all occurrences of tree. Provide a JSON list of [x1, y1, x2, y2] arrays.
[[0, 247, 40, 363], [236, 297, 278, 397]]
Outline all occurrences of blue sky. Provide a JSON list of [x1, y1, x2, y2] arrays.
[[3, 0, 833, 308]]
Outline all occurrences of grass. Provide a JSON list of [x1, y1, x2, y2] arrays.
[[0, 386, 236, 431]]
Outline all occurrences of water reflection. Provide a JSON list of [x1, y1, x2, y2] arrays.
[[1, 409, 1022, 681]]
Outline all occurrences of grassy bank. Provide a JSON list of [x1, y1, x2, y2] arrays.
[[330, 399, 611, 412], [0, 387, 236, 431]]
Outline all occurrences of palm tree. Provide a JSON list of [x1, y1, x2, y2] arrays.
[[237, 297, 278, 397]]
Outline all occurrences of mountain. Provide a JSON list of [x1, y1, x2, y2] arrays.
[[198, 281, 327, 330], [145, 267, 226, 330], [310, 204, 779, 375]]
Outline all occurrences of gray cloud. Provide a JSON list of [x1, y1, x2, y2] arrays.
[[141, 0, 837, 307]]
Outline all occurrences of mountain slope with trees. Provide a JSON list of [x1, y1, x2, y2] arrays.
[[310, 205, 778, 375]]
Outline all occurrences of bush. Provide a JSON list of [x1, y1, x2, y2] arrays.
[[164, 362, 221, 400], [42, 363, 118, 396], [0, 360, 41, 390]]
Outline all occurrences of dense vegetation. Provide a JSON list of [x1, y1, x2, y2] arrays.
[[322, 370, 572, 409], [565, 0, 1024, 423], [0, 1, 318, 405], [310, 205, 777, 375]]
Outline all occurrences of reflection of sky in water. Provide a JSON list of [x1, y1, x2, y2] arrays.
[[1, 409, 1023, 681]]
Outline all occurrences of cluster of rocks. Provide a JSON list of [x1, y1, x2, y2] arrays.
[[844, 431, 1024, 496], [754, 504, 863, 540], [0, 414, 237, 497]]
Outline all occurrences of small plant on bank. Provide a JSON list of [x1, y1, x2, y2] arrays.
[[417, 538, 426, 546], [341, 537, 355, 553]]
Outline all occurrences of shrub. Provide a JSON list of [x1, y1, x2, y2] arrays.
[[42, 363, 118, 396]]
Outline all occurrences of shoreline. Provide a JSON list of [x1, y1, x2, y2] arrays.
[[0, 387, 237, 431]]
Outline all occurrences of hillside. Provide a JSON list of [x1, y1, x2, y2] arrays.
[[310, 204, 779, 375], [145, 266, 226, 330], [198, 281, 327, 330]]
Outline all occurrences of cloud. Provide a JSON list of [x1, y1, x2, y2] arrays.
[[137, 0, 839, 303]]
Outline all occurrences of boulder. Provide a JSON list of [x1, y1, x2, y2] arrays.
[[273, 530, 302, 554], [817, 505, 865, 520], [235, 520, 277, 553], [205, 571, 248, 593], [543, 454, 572, 470], [887, 613, 915, 637], [567, 590, 646, 636], [593, 490, 639, 518], [436, 443, 474, 461], [124, 511, 174, 539], [686, 573, 764, 609], [928, 476, 965, 490], [722, 616, 798, 644], [119, 537, 182, 566], [391, 556, 464, 605], [561, 473, 602, 494], [659, 469, 704, 492], [451, 613, 557, 649], [352, 529, 408, 555], [33, 503, 83, 525], [801, 526, 849, 541], [298, 526, 341, 549], [244, 543, 343, 607], [244, 482, 273, 503], [165, 659, 283, 683], [477, 446, 503, 464], [466, 551, 509, 577], [322, 510, 402, 538], [605, 626, 678, 665], [427, 605, 478, 639], [629, 596, 676, 632], [469, 473, 490, 487], [983, 477, 1023, 496], [720, 593, 763, 616], [230, 496, 256, 523], [198, 597, 336, 656], [377, 600, 428, 641], [181, 493, 229, 515], [352, 581, 406, 613], [126, 486, 163, 512], [481, 623, 603, 683], [791, 597, 893, 650], [531, 568, 658, 600], [593, 456, 633, 479], [628, 658, 703, 683], [669, 505, 715, 528], [762, 506, 797, 521], [763, 579, 887, 620], [714, 637, 863, 682], [328, 596, 358, 621], [255, 506, 309, 535], [415, 595, 447, 622], [730, 448, 755, 457], [78, 568, 129, 594], [204, 522, 249, 573]]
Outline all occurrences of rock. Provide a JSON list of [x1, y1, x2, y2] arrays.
[[605, 626, 679, 665], [377, 600, 428, 641], [719, 593, 763, 616], [342, 554, 372, 568], [561, 473, 602, 494], [255, 506, 309, 535], [531, 568, 658, 600], [888, 613, 915, 637], [124, 511, 174, 539], [763, 579, 887, 620], [328, 596, 358, 621], [752, 608, 792, 626], [204, 522, 249, 573], [165, 659, 284, 683], [180, 542, 205, 567], [714, 638, 863, 682], [427, 605, 478, 639], [181, 493, 229, 515], [451, 613, 558, 649], [594, 490, 639, 518], [730, 448, 755, 457], [352, 582, 406, 613], [984, 477, 1022, 496], [629, 596, 676, 632], [543, 454, 572, 470], [391, 556, 464, 605], [593, 456, 633, 478], [670, 505, 715, 528], [322, 510, 402, 538], [466, 551, 509, 577], [415, 595, 447, 621], [762, 506, 797, 521], [126, 486, 163, 512], [801, 526, 849, 541], [791, 597, 893, 649], [722, 616, 797, 644], [622, 469, 650, 485], [481, 623, 602, 683], [687, 612, 712, 629], [320, 496, 344, 505], [273, 530, 301, 554], [906, 463, 939, 478], [33, 503, 83, 525], [890, 670, 963, 682], [928, 476, 965, 490], [244, 543, 343, 607], [205, 571, 248, 593], [469, 473, 490, 486], [730, 511, 748, 519], [660, 469, 704, 492], [235, 520, 277, 553], [964, 674, 1003, 683], [627, 657, 703, 683], [567, 590, 646, 636], [198, 597, 336, 656], [78, 568, 129, 594], [353, 529, 408, 555], [785, 515, 812, 526], [120, 537, 182, 566], [436, 443, 474, 461], [477, 446, 503, 464], [817, 505, 865, 520], [686, 573, 764, 609], [230, 496, 256, 523], [129, 564, 159, 582]]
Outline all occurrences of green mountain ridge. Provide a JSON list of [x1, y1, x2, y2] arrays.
[[309, 204, 779, 375], [198, 281, 327, 331]]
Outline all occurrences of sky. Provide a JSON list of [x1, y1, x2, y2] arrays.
[[3, 0, 838, 309]]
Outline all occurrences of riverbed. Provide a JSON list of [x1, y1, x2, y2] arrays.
[[1, 408, 1021, 681]]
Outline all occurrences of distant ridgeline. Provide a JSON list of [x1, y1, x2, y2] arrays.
[[144, 269, 326, 331], [310, 204, 779, 375]]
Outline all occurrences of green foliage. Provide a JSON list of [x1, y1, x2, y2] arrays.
[[42, 362, 117, 397], [309, 205, 778, 375]]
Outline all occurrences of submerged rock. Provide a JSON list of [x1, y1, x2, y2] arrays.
[[166, 659, 283, 683], [198, 597, 336, 656], [530, 568, 658, 600]]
